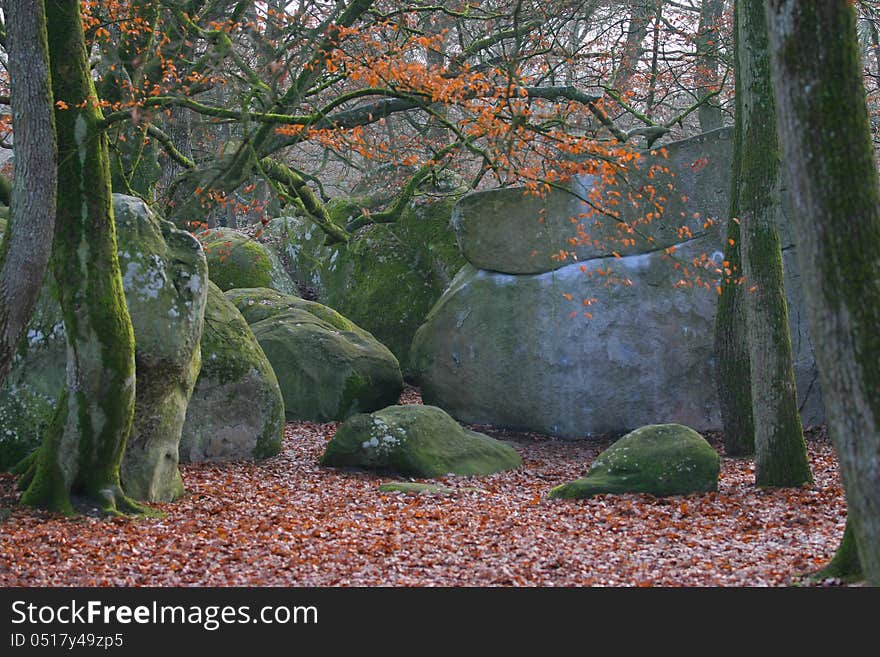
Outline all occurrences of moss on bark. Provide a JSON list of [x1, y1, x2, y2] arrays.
[[767, 0, 880, 583], [714, 3, 754, 456], [737, 0, 810, 487], [811, 520, 862, 583], [19, 0, 151, 516]]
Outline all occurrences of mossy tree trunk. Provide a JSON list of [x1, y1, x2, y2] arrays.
[[766, 0, 880, 585], [714, 3, 754, 457], [18, 0, 145, 516], [0, 0, 57, 384], [737, 0, 811, 487], [812, 520, 862, 583]]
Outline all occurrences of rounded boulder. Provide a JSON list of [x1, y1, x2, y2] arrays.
[[549, 424, 720, 499]]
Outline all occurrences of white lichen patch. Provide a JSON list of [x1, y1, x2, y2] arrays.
[[185, 273, 202, 296], [360, 417, 406, 456], [26, 329, 45, 346], [122, 254, 168, 301]]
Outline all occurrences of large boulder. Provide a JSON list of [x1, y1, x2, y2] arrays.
[[265, 195, 465, 366], [226, 286, 358, 330], [411, 129, 823, 437], [549, 424, 720, 498], [233, 288, 404, 421], [453, 130, 732, 275], [180, 282, 284, 462], [115, 195, 208, 501], [321, 404, 522, 477], [0, 195, 208, 504], [198, 227, 297, 294]]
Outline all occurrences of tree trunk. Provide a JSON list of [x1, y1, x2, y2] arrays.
[[766, 0, 880, 585], [714, 3, 754, 457], [0, 0, 57, 385], [19, 0, 145, 516], [158, 106, 193, 199], [737, 0, 811, 487], [813, 520, 862, 582], [696, 0, 725, 131], [611, 2, 652, 97]]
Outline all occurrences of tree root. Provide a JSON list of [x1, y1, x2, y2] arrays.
[[11, 450, 38, 490], [807, 521, 862, 584], [95, 485, 164, 518]]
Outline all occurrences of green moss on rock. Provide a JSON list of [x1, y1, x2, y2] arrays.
[[378, 481, 484, 495], [379, 482, 454, 495], [250, 308, 403, 422], [0, 284, 65, 470], [180, 282, 284, 461], [322, 404, 522, 477], [224, 287, 361, 333], [113, 195, 209, 502], [549, 424, 720, 499], [199, 227, 297, 294], [1, 194, 211, 490], [265, 196, 465, 367]]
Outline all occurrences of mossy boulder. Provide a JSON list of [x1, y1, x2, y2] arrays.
[[321, 404, 522, 477], [225, 286, 361, 332], [0, 284, 64, 470], [198, 227, 297, 294], [180, 282, 284, 462], [0, 195, 208, 504], [549, 424, 720, 499], [248, 302, 403, 422], [115, 195, 208, 501], [265, 195, 465, 367]]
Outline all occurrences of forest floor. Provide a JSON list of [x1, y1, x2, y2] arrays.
[[0, 388, 848, 587]]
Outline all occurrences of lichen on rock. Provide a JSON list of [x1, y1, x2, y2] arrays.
[[180, 282, 284, 462], [549, 424, 720, 499], [322, 404, 522, 477]]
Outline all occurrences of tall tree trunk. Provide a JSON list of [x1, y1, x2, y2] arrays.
[[158, 106, 193, 200], [696, 0, 725, 131], [611, 1, 652, 97], [714, 3, 754, 457], [18, 0, 145, 516], [0, 0, 57, 384], [766, 0, 880, 585], [738, 0, 811, 487]]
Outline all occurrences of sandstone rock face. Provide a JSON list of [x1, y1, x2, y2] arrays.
[[453, 129, 733, 275], [412, 129, 823, 437], [179, 282, 284, 463]]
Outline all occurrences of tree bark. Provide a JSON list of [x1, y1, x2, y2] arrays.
[[714, 2, 754, 457], [696, 0, 725, 131], [0, 0, 57, 385], [737, 0, 811, 487], [611, 1, 652, 97], [19, 0, 145, 516], [766, 0, 880, 585], [813, 519, 862, 582]]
